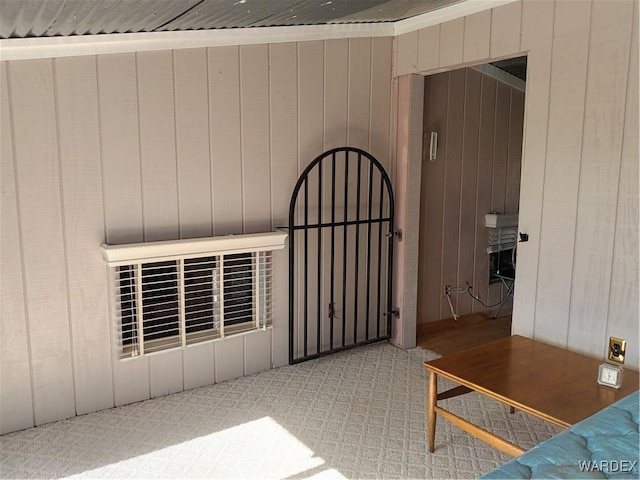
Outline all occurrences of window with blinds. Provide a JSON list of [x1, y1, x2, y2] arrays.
[[102, 232, 286, 360], [487, 226, 518, 254], [487, 227, 518, 283], [485, 214, 518, 282]]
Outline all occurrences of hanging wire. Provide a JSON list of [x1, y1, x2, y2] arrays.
[[444, 282, 512, 320]]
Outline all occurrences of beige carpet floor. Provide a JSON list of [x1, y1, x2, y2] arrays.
[[0, 343, 561, 479]]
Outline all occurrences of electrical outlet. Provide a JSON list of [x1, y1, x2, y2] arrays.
[[608, 337, 626, 364], [444, 284, 452, 296]]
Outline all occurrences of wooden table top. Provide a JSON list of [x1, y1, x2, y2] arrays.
[[424, 335, 639, 427]]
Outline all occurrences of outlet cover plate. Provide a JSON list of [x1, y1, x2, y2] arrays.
[[608, 337, 626, 364]]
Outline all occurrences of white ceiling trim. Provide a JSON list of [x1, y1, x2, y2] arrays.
[[472, 63, 526, 91], [0, 23, 393, 61], [0, 0, 515, 61], [393, 0, 518, 35]]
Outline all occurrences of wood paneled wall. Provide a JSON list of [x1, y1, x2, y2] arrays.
[[397, 0, 639, 368], [0, 37, 393, 434], [417, 68, 524, 324]]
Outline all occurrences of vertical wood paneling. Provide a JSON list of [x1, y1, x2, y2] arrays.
[[298, 41, 324, 168], [417, 25, 439, 73], [10, 59, 75, 425], [174, 48, 212, 239], [370, 37, 393, 170], [608, 5, 638, 367], [505, 89, 524, 212], [325, 39, 349, 149], [491, 82, 510, 214], [149, 350, 183, 398], [439, 18, 464, 68], [473, 76, 496, 313], [534, 0, 591, 346], [270, 248, 290, 368], [440, 69, 465, 319], [214, 335, 244, 383], [0, 62, 34, 434], [137, 50, 179, 242], [209, 46, 243, 236], [244, 329, 271, 376], [463, 10, 491, 64], [240, 44, 271, 234], [97, 53, 149, 407], [55, 55, 113, 416], [421, 72, 448, 322], [270, 43, 299, 227], [568, 0, 634, 356], [348, 38, 371, 150], [98, 54, 144, 245], [490, 1, 522, 59], [487, 80, 511, 305], [269, 42, 298, 368], [512, 0, 554, 338], [396, 31, 418, 76], [183, 343, 215, 390], [457, 69, 482, 316]]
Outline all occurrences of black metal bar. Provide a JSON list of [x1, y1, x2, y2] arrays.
[[304, 178, 309, 358], [365, 161, 374, 341], [317, 159, 322, 355], [353, 153, 361, 343], [289, 335, 390, 365], [341, 153, 349, 347], [288, 206, 295, 365], [330, 152, 336, 350], [289, 217, 392, 230], [376, 175, 384, 338]]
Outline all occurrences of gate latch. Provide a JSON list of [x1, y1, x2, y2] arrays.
[[384, 308, 400, 319], [386, 229, 403, 242]]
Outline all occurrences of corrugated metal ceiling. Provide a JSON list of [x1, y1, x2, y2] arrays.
[[0, 0, 464, 39]]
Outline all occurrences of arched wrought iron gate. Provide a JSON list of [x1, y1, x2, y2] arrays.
[[288, 147, 395, 364]]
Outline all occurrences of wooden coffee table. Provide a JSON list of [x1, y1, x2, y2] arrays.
[[423, 335, 639, 456]]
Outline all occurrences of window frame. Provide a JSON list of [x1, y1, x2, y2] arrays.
[[102, 232, 285, 360]]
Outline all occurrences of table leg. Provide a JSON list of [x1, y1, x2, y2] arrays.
[[427, 370, 437, 453]]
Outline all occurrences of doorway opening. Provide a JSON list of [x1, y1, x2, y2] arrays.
[[416, 56, 527, 353]]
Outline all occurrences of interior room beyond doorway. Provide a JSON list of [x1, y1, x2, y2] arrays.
[[416, 57, 527, 351]]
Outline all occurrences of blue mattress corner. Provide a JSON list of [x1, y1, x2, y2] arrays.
[[480, 391, 639, 479]]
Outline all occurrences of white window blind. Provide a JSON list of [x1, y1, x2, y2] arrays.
[[102, 232, 286, 360], [486, 226, 518, 253], [485, 213, 518, 254]]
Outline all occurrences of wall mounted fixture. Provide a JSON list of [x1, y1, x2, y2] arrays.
[[429, 132, 438, 161]]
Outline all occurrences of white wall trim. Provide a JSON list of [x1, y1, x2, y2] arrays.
[[1, 0, 516, 61], [0, 23, 394, 61], [393, 0, 519, 36]]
